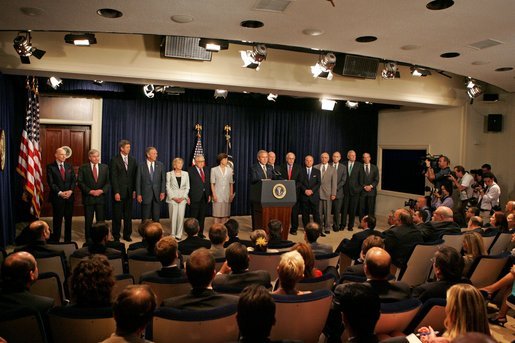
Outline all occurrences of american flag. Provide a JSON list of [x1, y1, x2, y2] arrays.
[[192, 136, 204, 166], [16, 77, 44, 217]]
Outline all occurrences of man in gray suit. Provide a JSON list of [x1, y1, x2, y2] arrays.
[[331, 151, 347, 232], [136, 146, 166, 223], [315, 152, 337, 234]]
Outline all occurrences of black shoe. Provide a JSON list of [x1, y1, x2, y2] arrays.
[[489, 316, 507, 327], [333, 227, 340, 232], [198, 234, 206, 239], [347, 227, 354, 232], [123, 236, 132, 242], [324, 230, 330, 234], [113, 238, 120, 242], [320, 232, 326, 237], [289, 230, 298, 235]]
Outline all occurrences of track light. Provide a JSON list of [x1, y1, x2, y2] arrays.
[[214, 89, 228, 99], [345, 101, 359, 109], [93, 80, 104, 85], [64, 33, 97, 46], [267, 93, 278, 102], [13, 31, 46, 64], [410, 66, 432, 77], [320, 99, 336, 111], [311, 52, 336, 80], [199, 38, 229, 52], [466, 77, 483, 104], [381, 61, 399, 80], [240, 44, 267, 70], [47, 77, 63, 90], [143, 84, 155, 98]]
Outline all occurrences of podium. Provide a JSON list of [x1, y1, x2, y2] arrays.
[[250, 180, 297, 240]]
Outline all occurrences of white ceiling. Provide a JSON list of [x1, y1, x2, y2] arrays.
[[0, 0, 514, 92]]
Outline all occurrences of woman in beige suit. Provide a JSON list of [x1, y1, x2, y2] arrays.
[[166, 157, 190, 239], [210, 153, 234, 223]]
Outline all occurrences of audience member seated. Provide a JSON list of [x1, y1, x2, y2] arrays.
[[341, 235, 385, 278], [127, 219, 153, 251], [101, 285, 157, 343], [416, 196, 432, 223], [0, 251, 54, 317], [480, 264, 515, 327], [304, 222, 333, 255], [462, 216, 484, 233], [412, 246, 465, 303], [178, 218, 211, 256], [162, 248, 238, 310], [72, 222, 122, 260], [506, 200, 515, 215], [462, 232, 486, 276], [128, 222, 163, 260], [418, 284, 491, 342], [213, 242, 272, 292], [267, 219, 295, 250], [413, 210, 429, 227], [452, 333, 497, 343], [70, 255, 114, 308], [363, 247, 411, 303], [140, 236, 186, 284], [208, 223, 228, 259], [248, 230, 278, 253], [224, 219, 251, 248], [382, 209, 423, 268], [273, 251, 310, 296], [507, 212, 515, 231], [290, 243, 322, 278], [418, 206, 461, 242], [485, 211, 508, 234], [465, 206, 480, 224], [336, 215, 380, 261]]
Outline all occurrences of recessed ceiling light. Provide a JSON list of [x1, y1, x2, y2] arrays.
[[471, 61, 490, 65], [355, 36, 377, 43], [426, 0, 454, 10], [495, 67, 513, 72], [97, 8, 123, 19], [401, 44, 421, 51], [440, 52, 460, 58], [240, 20, 264, 28], [302, 28, 324, 36], [20, 7, 44, 16], [64, 33, 97, 46], [171, 15, 194, 23]]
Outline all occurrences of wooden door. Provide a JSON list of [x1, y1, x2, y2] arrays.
[[40, 125, 91, 217]]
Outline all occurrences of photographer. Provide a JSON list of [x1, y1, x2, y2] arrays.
[[449, 165, 474, 210], [478, 172, 501, 224], [425, 155, 451, 190], [431, 184, 454, 210]]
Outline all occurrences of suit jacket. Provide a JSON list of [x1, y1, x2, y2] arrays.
[[109, 154, 137, 199], [14, 241, 67, 274], [359, 163, 379, 197], [187, 166, 211, 202], [140, 266, 187, 284], [250, 163, 275, 184], [136, 160, 166, 204], [412, 278, 471, 303], [178, 236, 212, 255], [46, 161, 76, 203], [278, 163, 302, 196], [331, 162, 347, 199], [309, 241, 334, 255], [343, 161, 363, 195], [337, 228, 382, 260], [71, 244, 122, 260], [166, 170, 190, 203], [224, 236, 252, 248], [127, 248, 158, 261], [78, 163, 110, 205], [299, 167, 321, 203], [365, 279, 411, 303], [162, 288, 239, 310], [418, 221, 461, 242], [382, 224, 424, 268], [0, 289, 54, 317], [314, 163, 337, 200], [213, 270, 272, 291]]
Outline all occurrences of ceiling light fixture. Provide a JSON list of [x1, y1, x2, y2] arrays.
[[47, 76, 63, 90], [199, 38, 229, 52], [465, 77, 483, 104], [267, 93, 278, 102], [320, 99, 336, 111], [410, 66, 432, 77], [143, 84, 155, 98], [93, 80, 104, 85], [311, 52, 336, 80], [240, 44, 267, 70], [345, 101, 359, 109], [214, 89, 228, 99], [64, 33, 97, 46], [381, 61, 399, 80], [13, 31, 46, 64]]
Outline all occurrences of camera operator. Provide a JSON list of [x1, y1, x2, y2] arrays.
[[425, 155, 451, 190], [478, 172, 501, 224], [431, 184, 454, 210], [449, 165, 474, 210]]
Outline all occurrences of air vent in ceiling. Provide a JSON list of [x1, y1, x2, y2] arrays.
[[161, 36, 212, 61], [467, 39, 503, 50], [333, 54, 379, 79], [254, 0, 293, 12]]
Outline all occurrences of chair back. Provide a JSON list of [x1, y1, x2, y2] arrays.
[[404, 298, 446, 334], [481, 234, 497, 253], [314, 252, 339, 271], [338, 253, 354, 275], [128, 258, 162, 281], [397, 240, 443, 287], [248, 251, 283, 279], [48, 306, 115, 343], [153, 304, 238, 343], [30, 272, 65, 306], [112, 274, 135, 301], [375, 298, 422, 338], [441, 234, 464, 253], [489, 232, 512, 255], [142, 280, 191, 305], [46, 242, 78, 263], [271, 289, 333, 343], [468, 253, 510, 288], [0, 307, 47, 343], [297, 273, 336, 292], [36, 255, 66, 287]]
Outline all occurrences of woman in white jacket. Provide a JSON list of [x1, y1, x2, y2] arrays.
[[166, 157, 190, 239]]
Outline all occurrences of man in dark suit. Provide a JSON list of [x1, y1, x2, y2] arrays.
[[109, 139, 137, 241], [187, 154, 211, 237], [46, 147, 76, 243], [359, 152, 379, 220], [331, 151, 347, 232], [140, 236, 187, 284], [342, 150, 362, 231], [223, 219, 252, 248], [337, 215, 381, 260], [250, 149, 275, 183], [305, 222, 333, 255], [127, 222, 163, 260], [162, 248, 239, 310], [279, 152, 302, 235], [78, 149, 110, 241], [71, 222, 122, 260], [213, 242, 272, 292], [418, 206, 461, 242], [267, 151, 281, 178], [178, 218, 211, 255], [136, 146, 165, 223], [300, 155, 322, 233]]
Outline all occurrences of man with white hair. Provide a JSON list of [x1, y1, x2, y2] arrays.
[[418, 206, 461, 242]]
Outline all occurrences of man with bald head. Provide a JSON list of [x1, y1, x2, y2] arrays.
[[0, 251, 54, 315], [279, 152, 302, 234], [505, 200, 515, 215], [382, 209, 423, 268], [46, 147, 76, 242], [418, 206, 461, 242]]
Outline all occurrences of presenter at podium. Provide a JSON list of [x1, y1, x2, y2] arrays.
[[250, 150, 276, 183]]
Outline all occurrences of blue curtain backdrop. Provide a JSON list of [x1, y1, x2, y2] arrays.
[[101, 92, 378, 217]]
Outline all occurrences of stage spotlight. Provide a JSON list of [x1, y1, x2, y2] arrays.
[[240, 44, 267, 70], [311, 52, 336, 80], [93, 80, 104, 85], [13, 31, 46, 64], [143, 84, 155, 98], [214, 89, 228, 99], [466, 77, 483, 103], [320, 99, 336, 111], [47, 76, 63, 90], [267, 93, 278, 102], [381, 61, 399, 80], [345, 101, 359, 109], [199, 38, 229, 52], [410, 66, 432, 77], [64, 33, 97, 46]]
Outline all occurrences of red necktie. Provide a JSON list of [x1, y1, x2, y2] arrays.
[[59, 164, 65, 180], [93, 164, 98, 183], [288, 165, 292, 180], [199, 168, 205, 183]]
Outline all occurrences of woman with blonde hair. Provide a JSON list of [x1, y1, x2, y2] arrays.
[[273, 251, 310, 296], [165, 157, 190, 240], [462, 232, 487, 276]]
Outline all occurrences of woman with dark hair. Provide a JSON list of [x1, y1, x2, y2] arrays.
[[70, 254, 115, 307], [290, 243, 322, 278], [210, 152, 234, 223], [488, 211, 509, 233], [432, 184, 454, 209]]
